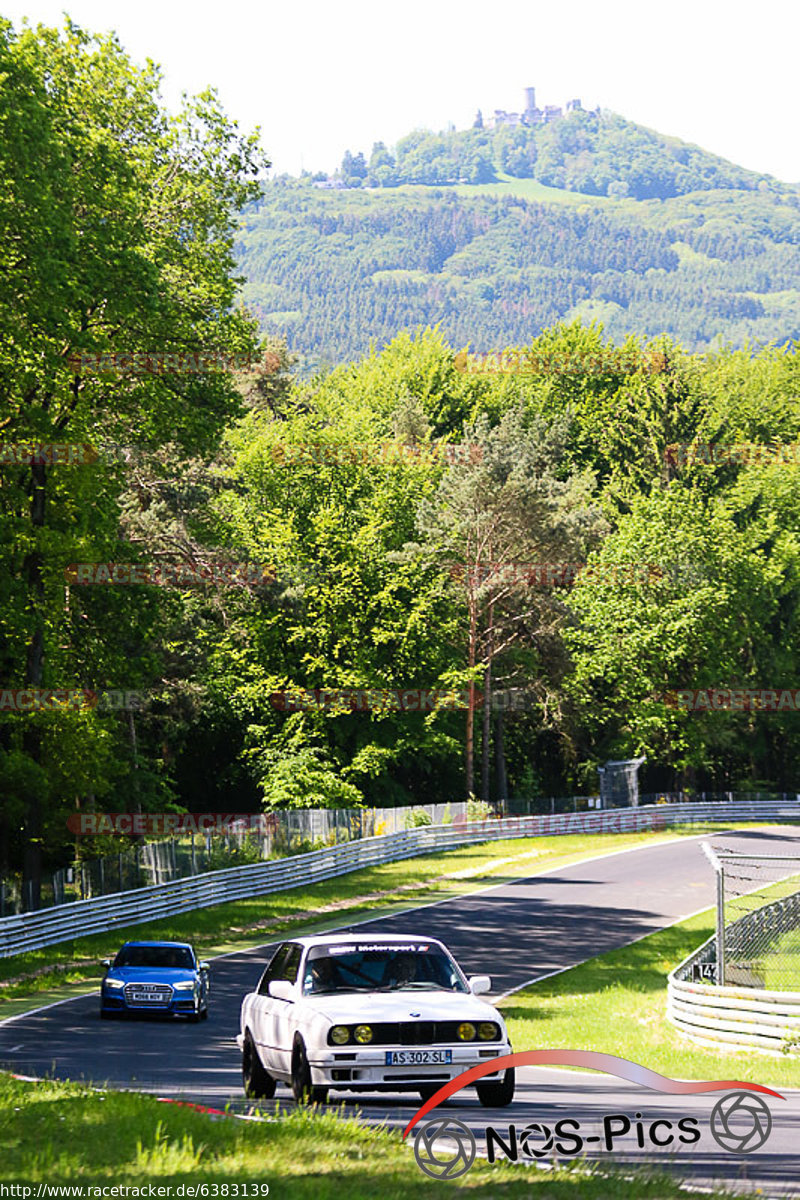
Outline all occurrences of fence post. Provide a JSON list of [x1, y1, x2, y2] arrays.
[[716, 864, 726, 986]]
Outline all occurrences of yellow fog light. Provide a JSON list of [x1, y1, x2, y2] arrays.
[[457, 1022, 476, 1041], [478, 1022, 497, 1041], [354, 1024, 373, 1044], [331, 1025, 350, 1045]]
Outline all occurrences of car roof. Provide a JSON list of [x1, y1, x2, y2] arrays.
[[285, 933, 447, 950]]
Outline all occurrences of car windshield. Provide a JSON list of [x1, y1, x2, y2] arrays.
[[113, 945, 195, 970], [303, 942, 468, 994]]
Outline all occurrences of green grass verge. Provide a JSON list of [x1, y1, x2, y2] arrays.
[[0, 826, 731, 1013], [450, 175, 601, 206], [0, 1073, 727, 1196], [762, 927, 800, 991], [500, 909, 800, 1089]]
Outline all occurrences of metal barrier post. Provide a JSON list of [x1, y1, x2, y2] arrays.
[[703, 841, 725, 986], [717, 864, 726, 987]]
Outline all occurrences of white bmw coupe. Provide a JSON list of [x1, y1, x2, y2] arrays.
[[237, 932, 514, 1106]]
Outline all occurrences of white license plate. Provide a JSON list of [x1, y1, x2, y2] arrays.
[[385, 1049, 452, 1066], [130, 992, 163, 1002]]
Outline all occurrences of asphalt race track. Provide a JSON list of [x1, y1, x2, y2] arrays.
[[3, 826, 800, 1195]]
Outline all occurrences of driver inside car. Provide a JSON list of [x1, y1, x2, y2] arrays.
[[387, 952, 418, 988], [306, 956, 340, 993]]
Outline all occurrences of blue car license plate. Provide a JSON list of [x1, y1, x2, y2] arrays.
[[385, 1049, 452, 1066]]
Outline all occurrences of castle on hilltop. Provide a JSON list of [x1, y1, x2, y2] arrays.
[[476, 87, 595, 130]]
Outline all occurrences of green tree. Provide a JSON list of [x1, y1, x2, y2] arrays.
[[410, 409, 605, 797], [0, 18, 266, 905]]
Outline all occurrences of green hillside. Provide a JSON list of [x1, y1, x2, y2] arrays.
[[236, 173, 800, 370]]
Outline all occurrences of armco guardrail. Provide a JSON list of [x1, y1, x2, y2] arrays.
[[2, 798, 798, 959], [669, 955, 800, 1054], [668, 883, 800, 1054]]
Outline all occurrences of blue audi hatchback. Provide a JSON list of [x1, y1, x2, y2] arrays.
[[100, 940, 210, 1021]]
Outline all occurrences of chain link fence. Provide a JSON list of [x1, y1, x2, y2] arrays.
[[0, 801, 466, 915], [703, 842, 800, 990]]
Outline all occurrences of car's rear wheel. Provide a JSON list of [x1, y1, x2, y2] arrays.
[[476, 1067, 515, 1107], [291, 1039, 328, 1105], [242, 1031, 277, 1099]]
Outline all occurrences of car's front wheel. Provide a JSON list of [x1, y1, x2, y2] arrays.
[[476, 1067, 515, 1107], [418, 1084, 441, 1103], [242, 1031, 277, 1100], [291, 1038, 328, 1105]]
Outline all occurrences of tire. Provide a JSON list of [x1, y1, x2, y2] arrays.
[[199, 1005, 209, 1021], [291, 1039, 328, 1105], [100, 1008, 113, 1019], [476, 1067, 515, 1108], [418, 1084, 440, 1103], [188, 1008, 201, 1024], [242, 1031, 277, 1100]]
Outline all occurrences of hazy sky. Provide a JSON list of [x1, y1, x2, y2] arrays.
[[3, 0, 798, 182]]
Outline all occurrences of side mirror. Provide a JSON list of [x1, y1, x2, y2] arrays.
[[469, 975, 491, 996], [198, 961, 210, 972], [269, 979, 294, 1002], [102, 958, 112, 969]]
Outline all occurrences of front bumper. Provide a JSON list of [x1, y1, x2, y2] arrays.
[[308, 1042, 511, 1091], [101, 989, 200, 1017]]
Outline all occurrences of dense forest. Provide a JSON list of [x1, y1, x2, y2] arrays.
[[3, 20, 800, 905], [238, 180, 800, 369]]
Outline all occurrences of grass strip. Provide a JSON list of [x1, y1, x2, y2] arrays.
[[501, 908, 800, 1089], [0, 1072, 728, 1196]]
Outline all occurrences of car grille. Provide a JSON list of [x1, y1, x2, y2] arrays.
[[374, 1021, 496, 1045], [123, 983, 173, 1006]]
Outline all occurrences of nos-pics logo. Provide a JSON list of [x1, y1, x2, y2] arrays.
[[405, 1050, 782, 1181]]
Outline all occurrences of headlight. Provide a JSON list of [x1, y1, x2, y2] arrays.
[[104, 977, 124, 990], [330, 1025, 350, 1045], [353, 1024, 373, 1044], [478, 1022, 499, 1041], [173, 980, 196, 991], [457, 1022, 476, 1041]]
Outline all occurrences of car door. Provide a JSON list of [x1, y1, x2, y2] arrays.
[[251, 943, 292, 1070], [268, 943, 303, 1078]]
